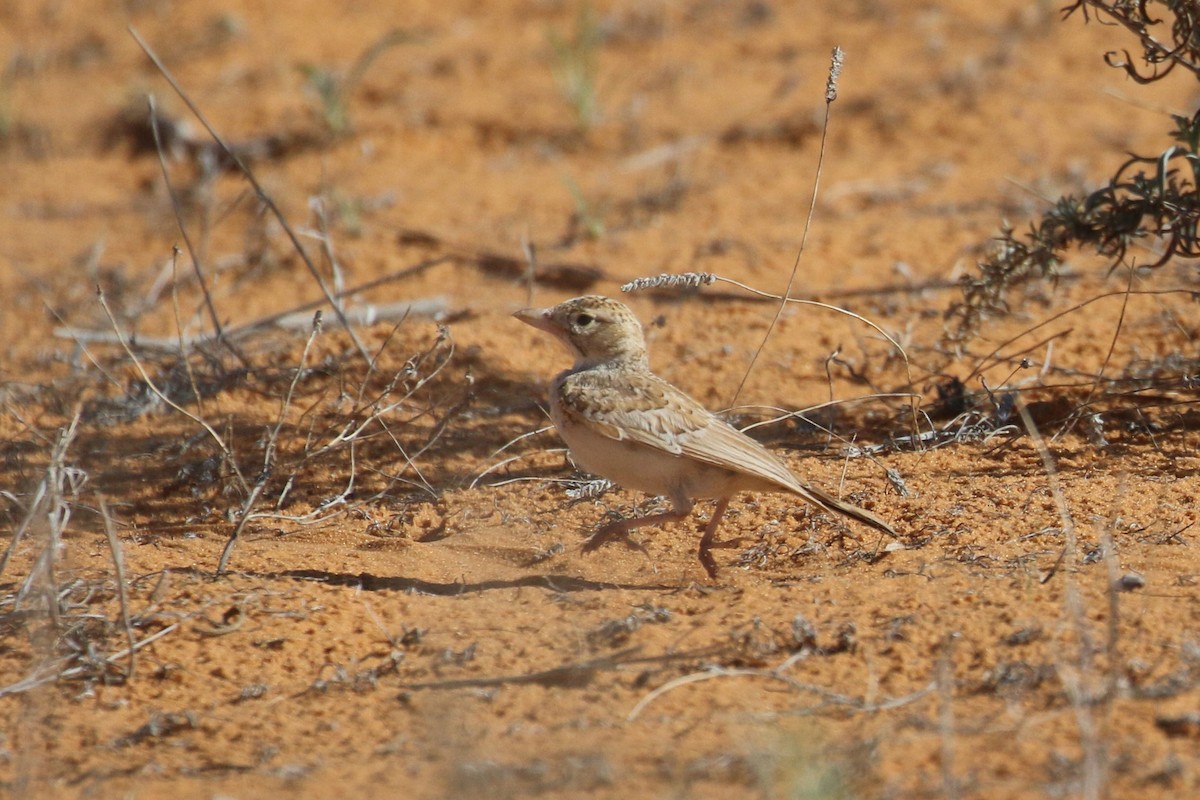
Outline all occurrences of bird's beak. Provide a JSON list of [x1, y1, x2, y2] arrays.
[[512, 306, 558, 335]]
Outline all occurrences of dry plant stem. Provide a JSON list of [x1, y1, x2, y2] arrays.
[[171, 250, 209, 420], [223, 257, 448, 337], [337, 320, 409, 496], [128, 26, 373, 367], [937, 634, 960, 800], [732, 46, 842, 409], [217, 312, 323, 575], [1092, 268, 1136, 395], [469, 425, 556, 489], [0, 624, 181, 698], [218, 316, 446, 524], [962, 286, 1194, 386], [408, 371, 473, 464], [312, 197, 346, 297], [96, 287, 250, 494], [735, 394, 919, 435], [960, 329, 1070, 387], [52, 261, 450, 351], [296, 330, 454, 481], [42, 301, 123, 391], [626, 654, 935, 722], [1058, 267, 1137, 441], [1017, 401, 1077, 551], [99, 496, 136, 681], [354, 314, 408, 408], [1016, 402, 1106, 799], [216, 479, 268, 576], [624, 273, 915, 410], [20, 412, 79, 627], [148, 95, 226, 348], [1100, 491, 1123, 702], [521, 235, 537, 307], [1, 411, 81, 592]]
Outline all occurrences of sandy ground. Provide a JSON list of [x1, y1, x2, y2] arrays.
[[4, 1, 1200, 797]]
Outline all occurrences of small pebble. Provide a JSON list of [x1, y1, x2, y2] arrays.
[[1116, 572, 1145, 592]]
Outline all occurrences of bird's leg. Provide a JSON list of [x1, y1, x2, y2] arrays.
[[582, 495, 694, 554], [697, 496, 732, 578]]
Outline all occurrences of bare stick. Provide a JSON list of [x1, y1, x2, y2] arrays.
[[170, 249, 209, 420], [1017, 402, 1077, 549], [1100, 475, 1127, 700], [217, 312, 323, 575], [521, 234, 537, 308], [0, 479, 44, 581], [937, 634, 960, 800], [218, 262, 448, 337], [0, 624, 181, 698], [627, 659, 934, 722], [624, 270, 920, 446], [351, 324, 438, 498], [54, 297, 447, 350], [128, 26, 373, 366], [1057, 266, 1137, 441], [99, 496, 136, 681], [16, 408, 84, 631], [216, 480, 268, 576], [469, 425, 556, 488], [961, 286, 1194, 385], [1016, 402, 1107, 797], [148, 95, 225, 345], [1, 412, 81, 589], [312, 195, 347, 297], [96, 287, 248, 493], [624, 272, 914, 397], [732, 46, 843, 408], [43, 302, 125, 390]]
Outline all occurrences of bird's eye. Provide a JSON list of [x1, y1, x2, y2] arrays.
[[574, 313, 595, 327]]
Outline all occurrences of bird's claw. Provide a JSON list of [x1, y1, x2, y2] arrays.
[[582, 527, 648, 555], [705, 536, 746, 550]]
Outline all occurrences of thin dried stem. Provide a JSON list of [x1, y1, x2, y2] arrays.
[[217, 312, 323, 575], [148, 95, 226, 347], [732, 46, 843, 408], [129, 25, 374, 366], [96, 286, 249, 494], [1016, 401, 1108, 799], [170, 248, 209, 420], [627, 650, 935, 722], [99, 496, 136, 681]]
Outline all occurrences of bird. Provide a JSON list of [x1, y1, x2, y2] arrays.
[[513, 294, 896, 577]]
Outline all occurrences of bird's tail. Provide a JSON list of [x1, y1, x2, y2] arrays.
[[793, 482, 897, 537]]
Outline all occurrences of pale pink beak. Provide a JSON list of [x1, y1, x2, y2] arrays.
[[512, 307, 559, 335]]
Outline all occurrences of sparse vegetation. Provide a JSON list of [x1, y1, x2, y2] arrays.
[[548, 1, 603, 135], [952, 0, 1200, 340], [4, 2, 1200, 799], [300, 29, 418, 137]]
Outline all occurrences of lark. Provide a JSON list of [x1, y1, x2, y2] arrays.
[[514, 295, 896, 577]]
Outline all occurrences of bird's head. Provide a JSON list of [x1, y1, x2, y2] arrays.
[[513, 295, 649, 368]]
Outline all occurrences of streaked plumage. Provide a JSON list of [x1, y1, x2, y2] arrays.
[[514, 295, 895, 577]]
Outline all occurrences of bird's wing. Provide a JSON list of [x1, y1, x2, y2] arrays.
[[556, 368, 896, 537], [556, 368, 710, 451], [677, 416, 896, 536], [557, 368, 798, 486]]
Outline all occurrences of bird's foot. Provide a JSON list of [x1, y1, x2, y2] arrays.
[[705, 536, 746, 550], [582, 524, 648, 555], [696, 536, 751, 579]]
